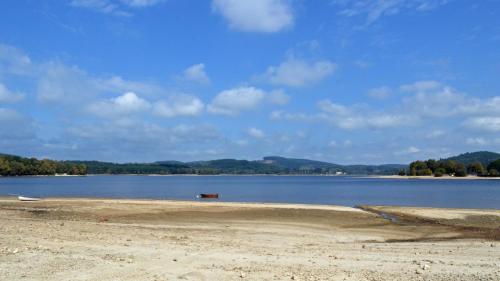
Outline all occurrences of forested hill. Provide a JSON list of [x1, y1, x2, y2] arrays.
[[2, 151, 498, 176], [261, 156, 342, 170], [444, 151, 500, 166], [0, 154, 87, 176], [72, 157, 405, 175], [405, 151, 500, 177]]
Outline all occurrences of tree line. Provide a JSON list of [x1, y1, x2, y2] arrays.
[[401, 158, 500, 177], [0, 155, 87, 176]]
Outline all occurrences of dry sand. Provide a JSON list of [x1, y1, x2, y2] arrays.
[[0, 198, 499, 281], [372, 175, 500, 180]]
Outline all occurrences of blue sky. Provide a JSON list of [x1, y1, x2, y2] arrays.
[[1, 0, 500, 164]]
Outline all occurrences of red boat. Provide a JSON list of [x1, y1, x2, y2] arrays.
[[198, 193, 219, 199]]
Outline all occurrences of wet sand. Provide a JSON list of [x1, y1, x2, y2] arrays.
[[0, 198, 499, 280]]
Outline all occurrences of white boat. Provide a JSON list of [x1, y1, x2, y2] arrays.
[[18, 196, 41, 201]]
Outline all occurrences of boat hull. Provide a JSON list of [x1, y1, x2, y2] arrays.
[[199, 193, 219, 199], [18, 196, 41, 201]]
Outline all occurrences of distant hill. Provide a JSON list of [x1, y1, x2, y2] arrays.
[[8, 152, 498, 176], [66, 156, 405, 175], [444, 151, 500, 166], [260, 156, 342, 170], [188, 159, 284, 174], [343, 164, 407, 175]]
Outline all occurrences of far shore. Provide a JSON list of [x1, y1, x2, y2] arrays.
[[368, 175, 500, 180]]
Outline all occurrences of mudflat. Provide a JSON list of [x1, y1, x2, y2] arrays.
[[0, 198, 499, 281]]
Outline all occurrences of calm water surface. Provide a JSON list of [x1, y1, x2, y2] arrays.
[[0, 175, 499, 209]]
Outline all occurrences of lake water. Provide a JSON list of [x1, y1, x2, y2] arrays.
[[0, 175, 499, 209]]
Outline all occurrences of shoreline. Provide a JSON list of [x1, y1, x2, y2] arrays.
[[368, 175, 500, 180], [2, 196, 500, 211], [3, 173, 500, 179]]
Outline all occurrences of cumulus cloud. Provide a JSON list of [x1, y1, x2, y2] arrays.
[[37, 62, 97, 103], [97, 75, 162, 96], [317, 99, 413, 129], [87, 92, 151, 116], [464, 117, 500, 132], [273, 99, 414, 130], [247, 127, 266, 139], [466, 137, 488, 146], [395, 146, 421, 155], [0, 83, 24, 102], [153, 95, 204, 117], [262, 58, 337, 87], [272, 80, 500, 137], [208, 87, 265, 115], [66, 121, 221, 162], [212, 0, 294, 33], [183, 63, 210, 84]]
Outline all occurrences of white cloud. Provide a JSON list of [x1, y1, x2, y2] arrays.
[[153, 95, 204, 117], [328, 140, 338, 147], [0, 44, 32, 77], [0, 83, 24, 103], [70, 0, 164, 16], [395, 146, 420, 155], [247, 127, 266, 139], [267, 89, 290, 105], [87, 92, 151, 116], [70, 0, 131, 16], [319, 99, 412, 129], [426, 130, 445, 139], [183, 63, 210, 84], [464, 117, 500, 132], [317, 100, 351, 115], [37, 62, 97, 103], [208, 87, 265, 115], [212, 0, 294, 33], [368, 86, 391, 99], [262, 58, 337, 87], [333, 0, 451, 25], [273, 99, 414, 130], [97, 75, 162, 96], [400, 80, 442, 93], [466, 137, 488, 146], [0, 108, 22, 121]]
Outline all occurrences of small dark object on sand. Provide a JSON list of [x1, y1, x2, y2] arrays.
[[198, 193, 219, 199]]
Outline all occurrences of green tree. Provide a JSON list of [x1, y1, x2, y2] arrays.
[[425, 159, 438, 173], [454, 163, 467, 177], [488, 169, 499, 177], [467, 161, 486, 176], [434, 167, 446, 177], [487, 159, 500, 173]]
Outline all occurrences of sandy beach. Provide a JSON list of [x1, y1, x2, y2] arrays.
[[371, 175, 500, 180], [0, 198, 499, 281]]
